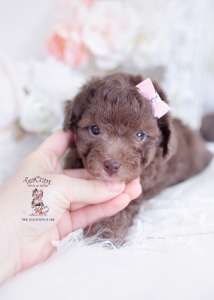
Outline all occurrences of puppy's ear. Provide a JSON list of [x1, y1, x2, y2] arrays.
[[158, 115, 177, 160], [152, 80, 177, 160], [63, 76, 101, 131], [63, 100, 75, 131]]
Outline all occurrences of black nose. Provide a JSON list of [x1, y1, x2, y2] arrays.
[[103, 159, 121, 175]]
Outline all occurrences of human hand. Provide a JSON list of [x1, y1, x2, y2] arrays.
[[0, 129, 142, 284]]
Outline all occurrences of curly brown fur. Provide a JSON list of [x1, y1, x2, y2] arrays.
[[64, 72, 213, 245]]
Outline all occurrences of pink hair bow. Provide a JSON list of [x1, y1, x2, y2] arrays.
[[136, 78, 170, 118]]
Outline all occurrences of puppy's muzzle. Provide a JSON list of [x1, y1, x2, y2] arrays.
[[103, 159, 121, 175]]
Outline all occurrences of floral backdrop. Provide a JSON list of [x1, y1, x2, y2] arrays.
[[0, 0, 213, 141]]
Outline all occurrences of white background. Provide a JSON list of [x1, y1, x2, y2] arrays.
[[0, 0, 57, 61]]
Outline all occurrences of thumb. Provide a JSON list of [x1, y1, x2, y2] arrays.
[[48, 174, 125, 207]]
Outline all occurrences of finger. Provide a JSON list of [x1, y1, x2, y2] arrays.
[[69, 178, 142, 211], [124, 178, 142, 200], [37, 129, 73, 159], [69, 179, 142, 211], [57, 192, 132, 237], [56, 209, 73, 238], [63, 169, 95, 180], [54, 174, 125, 205], [70, 202, 88, 210], [71, 193, 131, 231]]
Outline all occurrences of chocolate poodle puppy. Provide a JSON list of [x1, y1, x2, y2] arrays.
[[63, 72, 213, 244]]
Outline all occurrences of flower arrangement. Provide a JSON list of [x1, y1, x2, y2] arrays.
[[46, 0, 169, 71], [44, 0, 212, 130], [1, 0, 171, 138]]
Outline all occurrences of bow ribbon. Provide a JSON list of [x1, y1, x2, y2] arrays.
[[136, 78, 170, 118]]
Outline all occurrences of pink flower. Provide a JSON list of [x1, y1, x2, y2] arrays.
[[56, 0, 95, 11], [78, 0, 95, 8], [46, 22, 88, 67]]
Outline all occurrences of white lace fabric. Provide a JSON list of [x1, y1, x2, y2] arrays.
[[52, 229, 84, 251]]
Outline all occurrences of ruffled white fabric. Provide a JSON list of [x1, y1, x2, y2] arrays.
[[52, 229, 84, 251]]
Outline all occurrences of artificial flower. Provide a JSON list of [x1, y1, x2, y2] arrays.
[[47, 1, 89, 67], [83, 1, 139, 70], [47, 22, 88, 67], [19, 93, 60, 134]]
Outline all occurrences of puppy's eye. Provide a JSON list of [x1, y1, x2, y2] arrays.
[[90, 126, 100, 135], [135, 132, 145, 140]]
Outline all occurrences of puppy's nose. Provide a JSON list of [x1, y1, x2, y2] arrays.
[[103, 159, 121, 174]]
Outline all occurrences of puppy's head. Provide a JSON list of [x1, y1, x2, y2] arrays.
[[32, 188, 38, 198], [64, 72, 174, 183]]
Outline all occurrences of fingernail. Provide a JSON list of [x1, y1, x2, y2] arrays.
[[106, 181, 125, 192]]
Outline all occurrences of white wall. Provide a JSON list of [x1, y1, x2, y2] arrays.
[[0, 0, 57, 61]]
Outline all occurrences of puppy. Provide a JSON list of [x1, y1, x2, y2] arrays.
[[63, 72, 213, 244]]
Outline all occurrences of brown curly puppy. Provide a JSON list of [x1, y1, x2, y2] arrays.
[[64, 72, 213, 244]]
